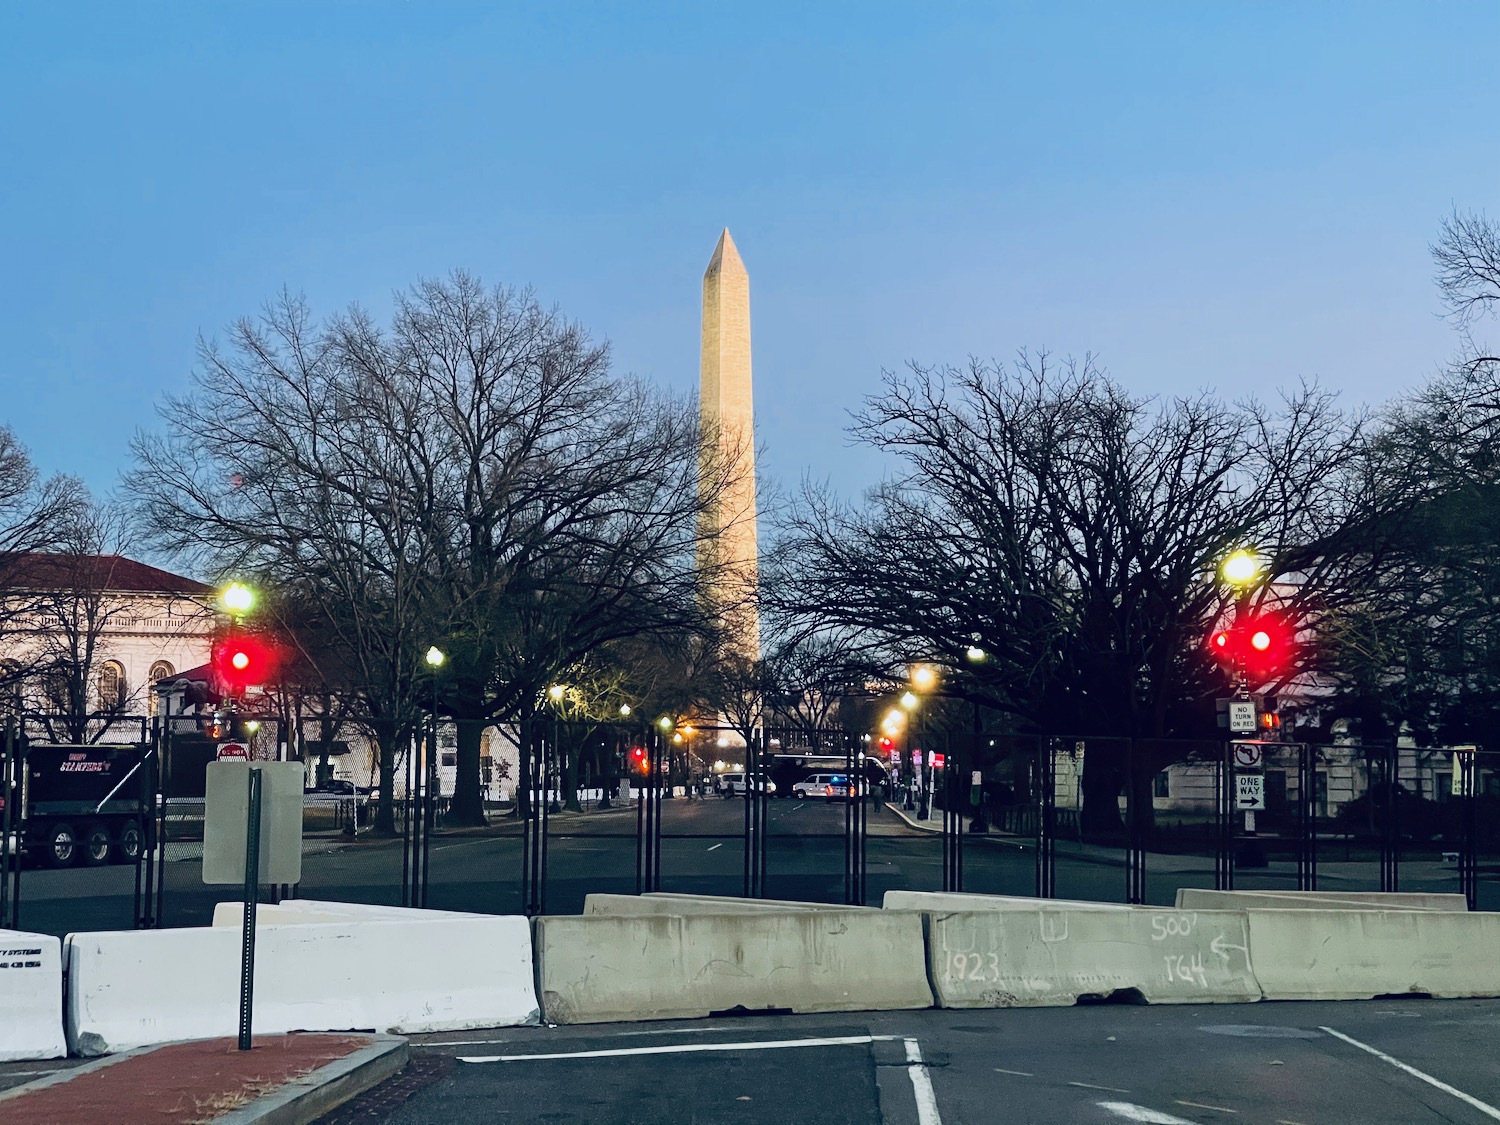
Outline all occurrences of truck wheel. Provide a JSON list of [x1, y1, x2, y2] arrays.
[[83, 821, 112, 867], [115, 822, 144, 864], [46, 822, 79, 868]]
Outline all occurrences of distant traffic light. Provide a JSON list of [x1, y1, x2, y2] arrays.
[[1207, 614, 1295, 683], [212, 634, 278, 695], [630, 746, 649, 775]]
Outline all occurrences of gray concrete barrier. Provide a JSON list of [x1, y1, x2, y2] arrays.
[[1176, 889, 1468, 912], [927, 907, 1262, 1008], [534, 909, 933, 1023], [1247, 909, 1500, 1000], [583, 893, 871, 916], [884, 891, 1137, 912]]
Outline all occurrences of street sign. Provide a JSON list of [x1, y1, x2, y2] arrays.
[[1232, 744, 1263, 770], [1452, 746, 1477, 796], [203, 761, 304, 885], [216, 742, 249, 761], [1235, 773, 1266, 811], [1227, 701, 1256, 734]]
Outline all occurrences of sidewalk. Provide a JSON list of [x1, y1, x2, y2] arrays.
[[0, 1034, 406, 1125]]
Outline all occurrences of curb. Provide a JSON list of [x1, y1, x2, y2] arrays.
[[0, 1036, 408, 1125], [215, 1034, 409, 1125]]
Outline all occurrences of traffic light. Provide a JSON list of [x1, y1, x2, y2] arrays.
[[630, 746, 649, 775], [212, 634, 277, 695], [1207, 613, 1295, 682]]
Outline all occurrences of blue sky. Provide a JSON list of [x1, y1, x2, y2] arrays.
[[2, 2, 1496, 509]]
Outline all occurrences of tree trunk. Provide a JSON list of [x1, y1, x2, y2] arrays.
[[1079, 745, 1125, 841], [447, 717, 486, 826], [373, 719, 398, 834]]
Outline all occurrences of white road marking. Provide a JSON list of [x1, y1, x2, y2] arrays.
[[707, 843, 723, 851], [993, 1067, 1034, 1077], [1320, 1025, 1500, 1121], [1175, 1099, 1236, 1113], [420, 1025, 744, 1047], [904, 1038, 944, 1125], [1097, 1103, 1199, 1124], [1071, 1081, 1131, 1093], [458, 1033, 898, 1063]]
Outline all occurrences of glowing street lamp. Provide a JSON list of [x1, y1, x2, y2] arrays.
[[425, 646, 445, 669], [1220, 550, 1261, 587], [222, 582, 255, 616]]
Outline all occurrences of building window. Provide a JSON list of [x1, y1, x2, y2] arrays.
[[147, 661, 175, 718], [1153, 771, 1170, 798], [97, 661, 127, 711]]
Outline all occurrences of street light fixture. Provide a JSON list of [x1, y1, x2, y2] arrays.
[[222, 582, 255, 616], [1220, 550, 1261, 587]]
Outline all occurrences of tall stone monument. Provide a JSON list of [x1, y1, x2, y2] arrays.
[[699, 229, 760, 662]]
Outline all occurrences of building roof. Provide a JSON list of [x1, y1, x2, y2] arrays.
[[0, 553, 212, 596]]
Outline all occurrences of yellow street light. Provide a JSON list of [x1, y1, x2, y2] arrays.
[[658, 715, 674, 731], [222, 582, 255, 615], [1220, 550, 1261, 586], [548, 684, 566, 702], [900, 690, 919, 710], [425, 646, 445, 668], [910, 664, 938, 691], [618, 703, 632, 717]]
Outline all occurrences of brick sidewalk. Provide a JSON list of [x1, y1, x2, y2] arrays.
[[0, 1034, 377, 1125]]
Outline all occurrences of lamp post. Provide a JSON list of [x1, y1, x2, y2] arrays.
[[421, 646, 444, 907], [964, 640, 989, 833], [899, 691, 920, 812], [1217, 550, 1265, 870]]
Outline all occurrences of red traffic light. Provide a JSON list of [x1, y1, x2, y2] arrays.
[[630, 746, 649, 774], [1207, 614, 1295, 682], [212, 634, 279, 693]]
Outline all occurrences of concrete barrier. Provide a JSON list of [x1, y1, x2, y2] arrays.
[[927, 907, 1262, 1008], [1176, 889, 1468, 912], [212, 899, 487, 926], [583, 893, 871, 916], [0, 929, 66, 1061], [535, 909, 933, 1023], [884, 891, 1137, 912], [1247, 909, 1500, 1000], [65, 915, 539, 1055]]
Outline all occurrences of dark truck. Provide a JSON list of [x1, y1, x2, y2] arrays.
[[5, 744, 153, 867]]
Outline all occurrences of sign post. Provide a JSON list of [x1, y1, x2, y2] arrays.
[[203, 760, 303, 1051]]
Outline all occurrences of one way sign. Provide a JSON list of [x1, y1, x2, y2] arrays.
[[1235, 773, 1265, 811]]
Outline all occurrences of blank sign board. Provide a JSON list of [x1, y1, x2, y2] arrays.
[[203, 761, 305, 885]]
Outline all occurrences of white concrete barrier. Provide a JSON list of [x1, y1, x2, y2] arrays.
[[1247, 909, 1500, 1000], [1176, 889, 1468, 912], [884, 891, 1137, 912], [0, 929, 66, 1061], [66, 915, 539, 1055], [927, 907, 1262, 1008], [535, 909, 933, 1023], [212, 899, 487, 926], [582, 892, 871, 916]]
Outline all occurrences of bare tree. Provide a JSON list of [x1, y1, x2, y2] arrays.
[[777, 353, 1376, 834], [1433, 208, 1500, 379], [130, 273, 737, 830], [28, 494, 144, 743]]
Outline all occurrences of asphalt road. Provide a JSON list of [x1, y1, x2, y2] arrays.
[[8, 797, 1496, 937], [300, 998, 1500, 1125]]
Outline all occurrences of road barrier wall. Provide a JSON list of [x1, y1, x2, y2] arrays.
[[927, 908, 1262, 1008], [211, 900, 488, 926], [0, 929, 66, 1062], [582, 893, 871, 916], [65, 915, 539, 1054], [1246, 909, 1500, 1000], [1176, 889, 1468, 912], [884, 891, 1138, 913], [534, 909, 933, 1023]]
